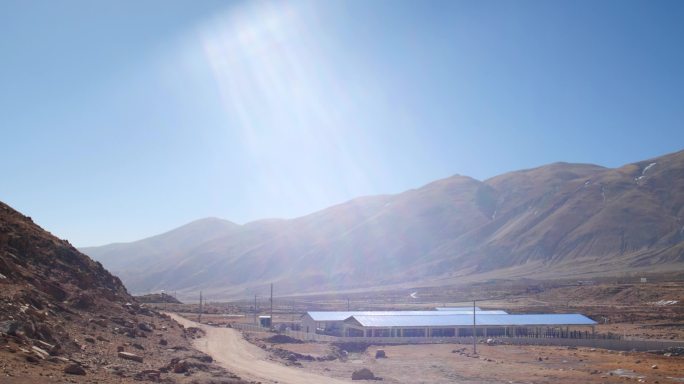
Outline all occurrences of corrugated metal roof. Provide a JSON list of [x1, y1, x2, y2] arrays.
[[346, 314, 597, 328], [435, 307, 481, 311], [306, 310, 507, 321]]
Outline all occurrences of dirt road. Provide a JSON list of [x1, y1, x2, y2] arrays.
[[168, 313, 351, 384]]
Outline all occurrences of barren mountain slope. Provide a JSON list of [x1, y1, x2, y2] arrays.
[[0, 202, 246, 383], [83, 150, 684, 298], [426, 151, 684, 277]]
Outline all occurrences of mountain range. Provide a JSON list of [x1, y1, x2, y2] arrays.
[[82, 150, 684, 299]]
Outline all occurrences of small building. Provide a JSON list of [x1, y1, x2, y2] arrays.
[[301, 309, 508, 335], [342, 314, 597, 338], [259, 315, 272, 328]]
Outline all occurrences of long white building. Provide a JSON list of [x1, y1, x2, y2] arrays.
[[301, 309, 596, 338]]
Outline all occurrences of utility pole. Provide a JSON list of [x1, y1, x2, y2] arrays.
[[472, 300, 477, 355], [199, 291, 203, 323], [270, 283, 273, 329]]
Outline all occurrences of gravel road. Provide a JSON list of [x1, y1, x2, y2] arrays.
[[168, 313, 351, 384]]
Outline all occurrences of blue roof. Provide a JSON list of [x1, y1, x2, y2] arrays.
[[306, 310, 507, 321], [346, 314, 597, 327]]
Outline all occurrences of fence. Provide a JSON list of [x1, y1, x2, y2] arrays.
[[231, 323, 269, 333], [228, 323, 684, 351], [284, 330, 339, 342]]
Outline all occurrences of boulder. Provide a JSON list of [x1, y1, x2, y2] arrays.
[[0, 320, 21, 336], [89, 318, 108, 327], [352, 368, 378, 380], [172, 359, 189, 373], [118, 351, 143, 363], [138, 322, 153, 332], [375, 349, 386, 358], [31, 346, 49, 359], [135, 369, 161, 381], [71, 293, 95, 310], [191, 353, 213, 363], [64, 363, 86, 375]]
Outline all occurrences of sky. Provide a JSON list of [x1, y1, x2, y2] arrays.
[[1, 0, 683, 247]]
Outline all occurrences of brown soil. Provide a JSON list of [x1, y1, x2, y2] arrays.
[[278, 342, 684, 383]]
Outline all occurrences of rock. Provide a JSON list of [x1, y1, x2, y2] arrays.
[[31, 346, 49, 359], [375, 349, 386, 358], [0, 320, 21, 336], [42, 282, 68, 301], [47, 356, 70, 364], [264, 334, 303, 344], [352, 368, 378, 380], [118, 351, 143, 363], [106, 365, 127, 377], [171, 359, 189, 373], [25, 354, 40, 363], [71, 293, 96, 310], [138, 322, 153, 332], [135, 369, 161, 381], [34, 340, 54, 351], [49, 343, 62, 356], [159, 338, 168, 346], [96, 335, 109, 342], [84, 337, 95, 343], [64, 363, 86, 375], [287, 354, 297, 362], [89, 318, 108, 327], [651, 364, 658, 369], [132, 343, 145, 350], [192, 353, 213, 363], [116, 345, 125, 352]]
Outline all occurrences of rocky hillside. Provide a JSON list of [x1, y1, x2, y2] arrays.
[[0, 202, 246, 383], [83, 150, 684, 298]]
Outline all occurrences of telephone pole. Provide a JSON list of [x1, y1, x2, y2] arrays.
[[198, 291, 203, 323], [472, 300, 477, 355]]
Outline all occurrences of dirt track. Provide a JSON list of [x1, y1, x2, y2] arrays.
[[168, 313, 351, 384]]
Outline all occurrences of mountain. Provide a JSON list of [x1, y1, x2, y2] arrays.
[[0, 202, 246, 382], [80, 217, 239, 276], [82, 150, 684, 298]]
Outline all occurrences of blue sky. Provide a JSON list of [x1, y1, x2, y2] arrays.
[[2, 0, 683, 247]]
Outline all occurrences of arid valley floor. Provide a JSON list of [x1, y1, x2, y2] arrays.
[[157, 278, 684, 384]]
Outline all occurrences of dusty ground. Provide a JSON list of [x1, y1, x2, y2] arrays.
[[264, 340, 684, 383], [169, 313, 351, 384], [162, 279, 684, 383]]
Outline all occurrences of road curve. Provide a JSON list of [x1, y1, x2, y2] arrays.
[[167, 313, 351, 384]]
